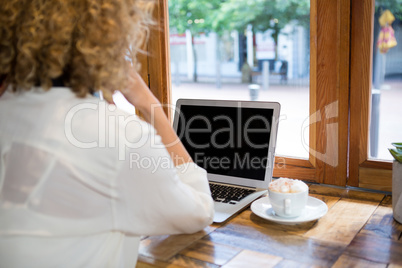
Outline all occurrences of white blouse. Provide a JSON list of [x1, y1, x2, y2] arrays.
[[0, 87, 214, 267]]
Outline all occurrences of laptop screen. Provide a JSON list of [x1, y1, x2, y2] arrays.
[[176, 104, 274, 181]]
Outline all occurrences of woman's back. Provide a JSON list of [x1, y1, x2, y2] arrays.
[[0, 87, 214, 267]]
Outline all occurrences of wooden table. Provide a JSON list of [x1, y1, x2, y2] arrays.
[[136, 184, 402, 267]]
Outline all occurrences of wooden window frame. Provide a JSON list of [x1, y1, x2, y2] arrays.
[[273, 0, 350, 186], [141, 0, 392, 189], [348, 0, 392, 191], [137, 0, 172, 119]]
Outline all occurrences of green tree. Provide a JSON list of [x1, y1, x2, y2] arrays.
[[213, 0, 309, 61], [169, 0, 310, 82], [169, 0, 220, 82]]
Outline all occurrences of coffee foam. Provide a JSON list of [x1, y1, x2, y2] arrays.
[[269, 178, 308, 193]]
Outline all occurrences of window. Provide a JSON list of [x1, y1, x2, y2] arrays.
[[369, 4, 402, 161], [168, 1, 310, 160], [349, 0, 394, 191], [142, 0, 394, 190]]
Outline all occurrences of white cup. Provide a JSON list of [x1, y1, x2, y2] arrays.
[[268, 178, 308, 218]]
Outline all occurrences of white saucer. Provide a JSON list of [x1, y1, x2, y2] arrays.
[[251, 196, 328, 225]]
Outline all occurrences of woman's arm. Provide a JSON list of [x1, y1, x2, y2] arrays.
[[120, 69, 192, 166], [116, 69, 214, 235]]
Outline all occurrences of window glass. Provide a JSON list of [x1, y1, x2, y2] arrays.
[[370, 3, 402, 160], [168, 0, 310, 158]]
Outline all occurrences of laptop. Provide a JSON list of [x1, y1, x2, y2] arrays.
[[173, 99, 281, 222]]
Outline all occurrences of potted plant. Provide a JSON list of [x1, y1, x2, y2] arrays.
[[389, 143, 402, 224]]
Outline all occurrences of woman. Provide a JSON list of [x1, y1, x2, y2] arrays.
[[0, 0, 214, 267]]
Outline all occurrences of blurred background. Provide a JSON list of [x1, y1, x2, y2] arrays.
[[166, 0, 402, 161]]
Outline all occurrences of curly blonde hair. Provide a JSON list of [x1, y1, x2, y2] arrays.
[[0, 0, 154, 102]]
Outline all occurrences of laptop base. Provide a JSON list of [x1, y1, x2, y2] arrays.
[[213, 190, 267, 222]]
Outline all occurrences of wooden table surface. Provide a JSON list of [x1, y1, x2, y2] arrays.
[[136, 184, 402, 267]]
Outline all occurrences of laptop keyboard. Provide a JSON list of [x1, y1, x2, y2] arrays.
[[209, 183, 256, 205]]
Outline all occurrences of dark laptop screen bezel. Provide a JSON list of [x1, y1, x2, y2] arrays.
[[173, 99, 281, 189]]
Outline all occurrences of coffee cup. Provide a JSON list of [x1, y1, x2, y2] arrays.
[[268, 178, 308, 218]]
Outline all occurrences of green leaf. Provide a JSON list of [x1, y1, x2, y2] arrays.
[[392, 142, 402, 151], [389, 148, 402, 163]]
